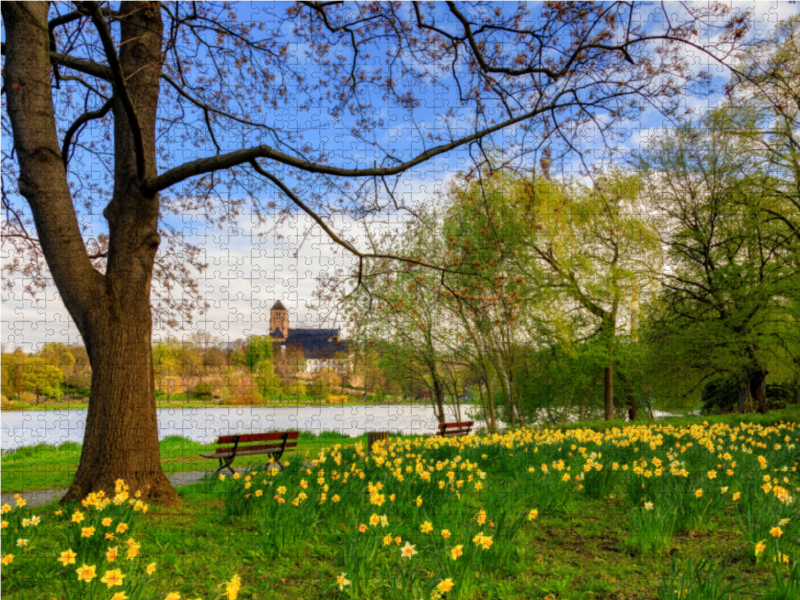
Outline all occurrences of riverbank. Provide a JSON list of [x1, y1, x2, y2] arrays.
[[0, 432, 370, 494], [1, 397, 476, 412]]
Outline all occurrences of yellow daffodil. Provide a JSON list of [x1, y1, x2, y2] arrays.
[[336, 572, 351, 591], [100, 569, 125, 588], [224, 573, 241, 600], [76, 564, 97, 582], [437, 578, 455, 593], [58, 548, 77, 566]]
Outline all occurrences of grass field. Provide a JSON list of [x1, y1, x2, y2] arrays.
[[3, 413, 800, 599], [0, 432, 368, 493]]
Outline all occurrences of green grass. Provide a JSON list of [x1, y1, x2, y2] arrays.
[[5, 484, 773, 600], [0, 432, 371, 493], [3, 416, 795, 600], [546, 407, 800, 433]]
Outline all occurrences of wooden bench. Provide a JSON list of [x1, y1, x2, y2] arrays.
[[201, 431, 299, 475], [436, 421, 475, 437]]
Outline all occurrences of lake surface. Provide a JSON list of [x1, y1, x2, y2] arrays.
[[1, 405, 477, 450]]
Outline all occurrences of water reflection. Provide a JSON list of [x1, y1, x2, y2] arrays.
[[1, 404, 477, 450]]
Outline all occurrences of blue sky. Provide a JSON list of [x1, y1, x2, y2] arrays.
[[3, 1, 799, 350]]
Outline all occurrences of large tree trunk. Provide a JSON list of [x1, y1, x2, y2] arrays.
[[750, 370, 768, 415], [603, 363, 614, 420], [64, 311, 173, 503], [617, 371, 638, 421], [3, 1, 177, 504]]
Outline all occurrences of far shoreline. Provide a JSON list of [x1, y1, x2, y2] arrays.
[[2, 399, 478, 412]]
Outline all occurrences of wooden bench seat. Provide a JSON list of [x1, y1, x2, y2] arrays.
[[436, 420, 474, 437], [201, 431, 299, 474]]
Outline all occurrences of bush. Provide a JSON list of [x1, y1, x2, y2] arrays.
[[1, 395, 9, 410], [218, 386, 231, 403], [226, 386, 261, 406], [193, 382, 215, 398], [283, 382, 306, 398], [307, 378, 329, 400]]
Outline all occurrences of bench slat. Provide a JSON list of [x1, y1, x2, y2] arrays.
[[201, 446, 296, 460], [436, 421, 474, 437], [438, 421, 474, 430], [217, 431, 300, 445], [214, 441, 298, 455]]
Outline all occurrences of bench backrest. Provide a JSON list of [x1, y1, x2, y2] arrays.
[[437, 421, 474, 437], [215, 431, 299, 455]]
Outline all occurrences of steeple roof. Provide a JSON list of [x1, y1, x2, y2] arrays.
[[271, 300, 287, 311]]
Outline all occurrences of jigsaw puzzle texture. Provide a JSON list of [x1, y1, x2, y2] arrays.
[[2, 2, 800, 599]]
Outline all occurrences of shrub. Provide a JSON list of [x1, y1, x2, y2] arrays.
[[226, 386, 261, 406], [326, 395, 348, 404], [193, 382, 215, 398], [218, 386, 231, 403], [307, 378, 329, 400], [1, 395, 10, 410]]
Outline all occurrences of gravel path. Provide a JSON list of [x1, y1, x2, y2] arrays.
[[1, 470, 212, 508]]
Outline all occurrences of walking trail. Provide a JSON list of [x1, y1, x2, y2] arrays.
[[1, 470, 211, 508]]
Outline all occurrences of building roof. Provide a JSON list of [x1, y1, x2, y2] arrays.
[[271, 300, 287, 311], [270, 327, 347, 359]]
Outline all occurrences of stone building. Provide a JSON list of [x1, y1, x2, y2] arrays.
[[269, 301, 350, 374]]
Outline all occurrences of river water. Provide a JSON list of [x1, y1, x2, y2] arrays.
[[1, 404, 477, 450]]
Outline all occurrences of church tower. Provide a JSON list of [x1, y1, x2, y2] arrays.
[[270, 301, 289, 340]]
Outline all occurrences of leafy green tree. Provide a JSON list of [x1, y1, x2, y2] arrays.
[[20, 357, 64, 402], [229, 348, 246, 369], [0, 348, 26, 399], [39, 342, 76, 369], [638, 108, 800, 413], [245, 335, 275, 372], [307, 378, 329, 402], [254, 361, 281, 399], [448, 168, 660, 420], [730, 16, 800, 243]]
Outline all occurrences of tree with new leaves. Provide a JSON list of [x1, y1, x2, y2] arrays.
[[1, 1, 748, 501], [448, 169, 660, 420], [637, 107, 800, 414], [730, 16, 800, 243], [245, 334, 274, 371], [21, 357, 65, 403]]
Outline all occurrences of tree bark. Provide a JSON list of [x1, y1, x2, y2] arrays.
[[738, 382, 749, 414], [750, 370, 768, 415], [617, 371, 638, 421], [603, 363, 614, 420], [3, 1, 177, 504], [431, 372, 446, 425]]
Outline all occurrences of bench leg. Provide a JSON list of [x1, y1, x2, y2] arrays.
[[215, 458, 236, 476]]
